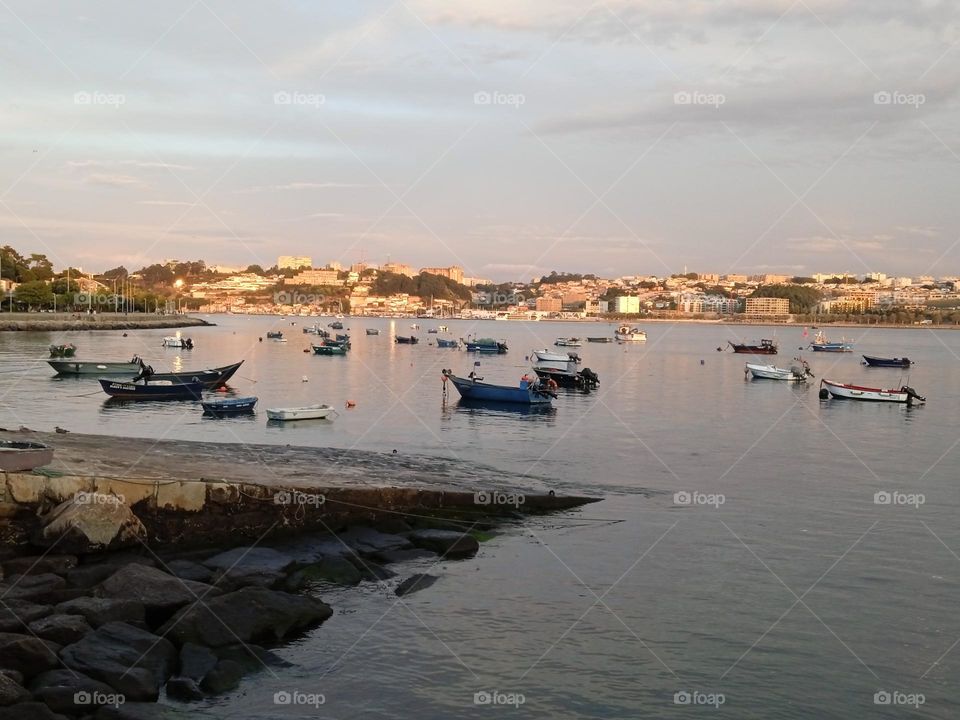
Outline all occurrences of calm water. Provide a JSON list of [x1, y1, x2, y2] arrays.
[[2, 316, 959, 718]]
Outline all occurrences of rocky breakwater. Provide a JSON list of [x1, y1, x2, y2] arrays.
[[0, 520, 495, 718], [0, 313, 212, 332]]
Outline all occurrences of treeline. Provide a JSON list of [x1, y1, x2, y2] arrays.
[[750, 284, 822, 313], [369, 271, 472, 302]]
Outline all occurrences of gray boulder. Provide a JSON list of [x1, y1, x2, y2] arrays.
[[165, 676, 204, 701], [395, 574, 439, 597], [0, 599, 52, 632], [199, 659, 243, 694], [0, 573, 66, 603], [284, 556, 361, 589], [0, 672, 30, 706], [165, 560, 212, 584], [338, 527, 412, 556], [178, 643, 217, 682], [29, 669, 118, 714], [407, 529, 479, 559], [54, 597, 145, 628], [59, 622, 175, 701], [97, 564, 216, 622], [202, 547, 295, 590], [373, 548, 437, 564], [28, 614, 92, 645], [65, 564, 123, 589], [0, 632, 60, 679], [0, 701, 65, 719], [37, 499, 146, 554], [159, 587, 332, 647], [1, 555, 77, 577]]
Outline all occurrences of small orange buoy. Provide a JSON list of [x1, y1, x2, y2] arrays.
[[345, 400, 356, 408], [216, 386, 228, 393]]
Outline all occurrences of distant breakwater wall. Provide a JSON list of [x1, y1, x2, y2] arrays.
[[0, 313, 212, 332]]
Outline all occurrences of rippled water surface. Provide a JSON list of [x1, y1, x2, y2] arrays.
[[2, 316, 959, 718]]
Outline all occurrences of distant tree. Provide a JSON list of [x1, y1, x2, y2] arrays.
[[751, 284, 822, 313], [245, 264, 265, 275], [790, 276, 816, 284], [100, 266, 128, 281], [14, 280, 54, 309]]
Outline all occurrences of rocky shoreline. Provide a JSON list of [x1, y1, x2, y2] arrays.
[[0, 313, 211, 332]]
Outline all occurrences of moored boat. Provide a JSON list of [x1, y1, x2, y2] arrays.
[[0, 439, 54, 472], [49, 343, 77, 358], [329, 321, 344, 330], [554, 337, 582, 347], [464, 337, 507, 353], [615, 325, 646, 343], [98, 378, 203, 400], [746, 359, 812, 382], [265, 404, 334, 421], [862, 355, 912, 368], [533, 366, 599, 390], [587, 337, 613, 343], [729, 338, 777, 354], [162, 336, 194, 349], [366, 328, 380, 335], [312, 343, 347, 356], [134, 360, 243, 389], [394, 335, 419, 345], [266, 331, 283, 339], [436, 338, 460, 348], [202, 396, 258, 416], [442, 369, 556, 404], [819, 379, 925, 404], [48, 357, 143, 375], [809, 330, 852, 352]]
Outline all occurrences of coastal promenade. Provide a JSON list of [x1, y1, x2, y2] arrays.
[[0, 312, 211, 332]]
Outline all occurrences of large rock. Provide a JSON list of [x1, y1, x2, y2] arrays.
[[55, 597, 145, 628], [0, 633, 60, 679], [0, 672, 30, 706], [98, 564, 217, 623], [284, 557, 361, 589], [65, 564, 124, 589], [338, 527, 412, 557], [395, 574, 439, 597], [0, 701, 64, 719], [165, 560, 212, 584], [1, 555, 77, 577], [94, 701, 212, 719], [373, 548, 437, 564], [0, 573, 66, 603], [178, 643, 217, 682], [0, 599, 52, 632], [59, 622, 175, 701], [28, 614, 92, 646], [407, 529, 479, 559], [37, 498, 146, 554], [199, 659, 242, 694], [29, 669, 119, 714], [159, 587, 332, 647], [202, 547, 295, 590]]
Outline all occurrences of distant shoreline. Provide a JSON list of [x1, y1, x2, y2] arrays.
[[0, 312, 213, 332]]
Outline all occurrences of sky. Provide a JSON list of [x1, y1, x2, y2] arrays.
[[1, 0, 959, 282]]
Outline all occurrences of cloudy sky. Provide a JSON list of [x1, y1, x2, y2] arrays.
[[1, 0, 959, 281]]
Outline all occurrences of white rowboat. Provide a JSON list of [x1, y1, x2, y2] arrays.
[[615, 325, 647, 342], [265, 404, 335, 421], [820, 380, 925, 404], [746, 359, 812, 382]]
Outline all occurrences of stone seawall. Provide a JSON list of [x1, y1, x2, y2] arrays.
[[0, 312, 211, 332]]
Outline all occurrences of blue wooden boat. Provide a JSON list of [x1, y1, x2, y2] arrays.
[[98, 378, 203, 400], [809, 330, 852, 352], [862, 355, 912, 368], [312, 343, 347, 356], [464, 337, 507, 353], [442, 370, 555, 404], [202, 396, 258, 416], [395, 335, 419, 345], [436, 338, 459, 348], [136, 360, 244, 389]]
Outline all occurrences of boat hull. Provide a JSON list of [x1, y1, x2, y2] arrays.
[[746, 363, 804, 381], [265, 405, 333, 421], [811, 344, 852, 352], [729, 342, 777, 354], [147, 361, 244, 388], [443, 372, 554, 404], [98, 379, 204, 400], [533, 367, 600, 390], [587, 337, 612, 343], [821, 380, 921, 403], [0, 440, 54, 471], [48, 361, 141, 375], [202, 397, 257, 415], [862, 355, 912, 367], [312, 344, 346, 356]]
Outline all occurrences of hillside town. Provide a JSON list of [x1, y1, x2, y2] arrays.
[[2, 246, 960, 324]]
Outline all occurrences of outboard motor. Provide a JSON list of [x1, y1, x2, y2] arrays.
[[901, 385, 925, 405], [580, 368, 600, 386]]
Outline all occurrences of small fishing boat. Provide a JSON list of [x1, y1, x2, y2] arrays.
[[532, 349, 581, 364], [395, 336, 419, 345], [137, 360, 244, 389], [329, 321, 344, 330], [49, 343, 77, 358], [366, 329, 380, 335], [265, 404, 334, 421], [464, 337, 507, 353], [0, 439, 54, 472], [819, 379, 925, 404], [615, 325, 646, 343], [266, 331, 283, 339], [427, 329, 438, 334], [436, 338, 460, 348], [98, 378, 203, 400], [746, 359, 812, 382], [862, 355, 912, 368], [335, 333, 351, 343], [162, 336, 194, 349], [533, 366, 600, 390], [587, 337, 613, 343], [202, 396, 258, 416], [312, 343, 347, 356], [442, 369, 556, 404], [48, 357, 143, 375], [554, 338, 582, 347], [809, 330, 852, 352], [729, 339, 777, 354]]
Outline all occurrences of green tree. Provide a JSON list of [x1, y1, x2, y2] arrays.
[[14, 280, 54, 309], [751, 284, 822, 313]]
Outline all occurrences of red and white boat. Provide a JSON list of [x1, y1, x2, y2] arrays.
[[819, 379, 925, 405]]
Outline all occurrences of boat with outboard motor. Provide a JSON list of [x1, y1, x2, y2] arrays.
[[745, 358, 813, 382], [615, 326, 646, 343], [533, 366, 599, 390], [442, 369, 556, 404], [809, 330, 852, 352], [862, 355, 912, 368], [729, 338, 777, 354], [202, 396, 258, 416], [819, 379, 925, 404]]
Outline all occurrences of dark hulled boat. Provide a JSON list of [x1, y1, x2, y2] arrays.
[[99, 379, 204, 400], [202, 396, 258, 416], [862, 355, 912, 368], [138, 361, 243, 389], [533, 366, 600, 390], [729, 339, 777, 354], [395, 336, 419, 344]]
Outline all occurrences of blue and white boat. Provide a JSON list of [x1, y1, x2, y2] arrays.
[[809, 330, 853, 352], [464, 337, 508, 353], [442, 369, 556, 404], [436, 338, 460, 348], [202, 396, 258, 416]]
